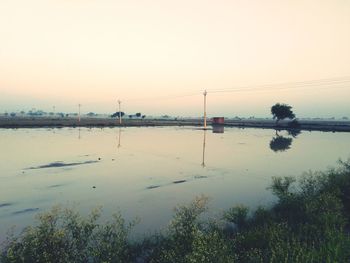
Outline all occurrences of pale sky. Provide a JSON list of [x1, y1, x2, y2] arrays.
[[0, 0, 349, 117]]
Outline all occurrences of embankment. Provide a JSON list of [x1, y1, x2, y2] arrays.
[[0, 117, 350, 132]]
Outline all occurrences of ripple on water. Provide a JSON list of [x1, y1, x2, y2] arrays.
[[173, 180, 187, 184], [12, 208, 40, 215], [48, 184, 65, 188], [26, 160, 99, 170], [146, 185, 161, 190], [0, 203, 13, 208]]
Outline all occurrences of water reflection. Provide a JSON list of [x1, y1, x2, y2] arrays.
[[117, 128, 121, 149], [269, 135, 293, 152], [1, 127, 350, 243], [287, 129, 302, 138], [202, 129, 207, 167], [201, 126, 224, 167], [212, 126, 224, 134], [269, 129, 302, 152]]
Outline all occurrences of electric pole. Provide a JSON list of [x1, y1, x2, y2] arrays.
[[78, 104, 81, 123], [203, 90, 207, 129], [118, 100, 122, 125]]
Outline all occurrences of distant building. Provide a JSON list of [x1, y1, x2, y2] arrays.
[[212, 117, 224, 125]]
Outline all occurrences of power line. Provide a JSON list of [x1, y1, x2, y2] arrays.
[[209, 82, 350, 95], [124, 76, 350, 103], [125, 91, 202, 102], [209, 76, 350, 92], [109, 75, 350, 115], [208, 76, 350, 94]]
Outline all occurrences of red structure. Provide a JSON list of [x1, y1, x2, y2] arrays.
[[212, 117, 224, 125]]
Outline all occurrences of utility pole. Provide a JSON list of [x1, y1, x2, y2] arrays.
[[78, 104, 81, 123], [53, 106, 55, 115], [118, 100, 122, 125], [203, 90, 207, 129]]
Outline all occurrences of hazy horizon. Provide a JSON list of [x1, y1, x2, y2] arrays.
[[1, 0, 349, 118]]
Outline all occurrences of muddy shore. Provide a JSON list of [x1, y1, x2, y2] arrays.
[[0, 117, 350, 132]]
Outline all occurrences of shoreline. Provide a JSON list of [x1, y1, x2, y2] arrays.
[[0, 117, 350, 132]]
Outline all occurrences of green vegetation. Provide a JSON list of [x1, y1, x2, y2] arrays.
[[271, 103, 296, 124], [2, 160, 350, 262], [111, 112, 125, 118]]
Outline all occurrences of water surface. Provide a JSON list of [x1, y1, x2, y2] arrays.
[[1, 127, 349, 240]]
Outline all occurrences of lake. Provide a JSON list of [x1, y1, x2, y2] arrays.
[[1, 127, 349, 241]]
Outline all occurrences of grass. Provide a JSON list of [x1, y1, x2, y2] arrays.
[[1, 160, 350, 262]]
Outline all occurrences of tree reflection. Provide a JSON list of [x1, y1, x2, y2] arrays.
[[269, 136, 293, 152], [287, 129, 301, 138]]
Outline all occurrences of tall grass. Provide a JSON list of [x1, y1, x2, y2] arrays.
[[2, 160, 350, 262]]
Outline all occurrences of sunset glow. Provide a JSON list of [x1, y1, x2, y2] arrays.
[[1, 0, 349, 117]]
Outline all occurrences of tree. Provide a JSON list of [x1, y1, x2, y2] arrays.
[[135, 113, 141, 118], [87, 112, 96, 117], [111, 112, 125, 118], [271, 103, 295, 124]]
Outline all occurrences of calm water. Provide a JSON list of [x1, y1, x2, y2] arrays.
[[1, 127, 350, 240]]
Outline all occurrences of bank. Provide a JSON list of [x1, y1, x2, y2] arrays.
[[1, 117, 350, 132]]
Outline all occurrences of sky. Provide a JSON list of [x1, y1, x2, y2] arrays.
[[0, 0, 349, 118]]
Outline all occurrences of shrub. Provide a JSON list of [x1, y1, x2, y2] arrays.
[[1, 206, 137, 263], [222, 205, 249, 228], [2, 160, 350, 262]]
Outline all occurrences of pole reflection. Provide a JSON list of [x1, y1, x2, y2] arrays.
[[117, 127, 121, 149], [202, 129, 207, 167]]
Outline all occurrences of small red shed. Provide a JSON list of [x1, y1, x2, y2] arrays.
[[212, 117, 225, 125]]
